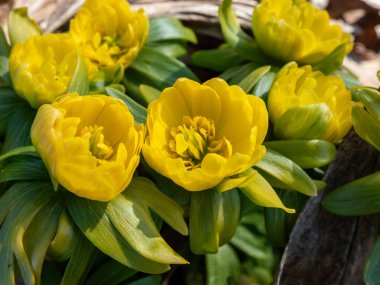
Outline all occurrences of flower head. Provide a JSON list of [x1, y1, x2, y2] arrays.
[[142, 78, 268, 191], [9, 33, 78, 108], [69, 0, 148, 80], [268, 62, 352, 142], [31, 93, 144, 201], [252, 0, 352, 64]]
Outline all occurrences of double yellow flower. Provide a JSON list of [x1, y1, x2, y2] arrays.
[[268, 62, 352, 142], [69, 0, 148, 80], [9, 0, 148, 108], [9, 34, 78, 108], [252, 0, 352, 64], [142, 78, 268, 191], [31, 94, 144, 201]]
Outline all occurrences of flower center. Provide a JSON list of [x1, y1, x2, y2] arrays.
[[81, 125, 114, 162], [169, 116, 232, 170]]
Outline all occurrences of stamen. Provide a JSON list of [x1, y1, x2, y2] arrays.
[[169, 116, 232, 170]]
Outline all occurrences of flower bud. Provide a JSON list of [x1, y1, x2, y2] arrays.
[[268, 62, 352, 142], [252, 0, 352, 65], [9, 34, 78, 108]]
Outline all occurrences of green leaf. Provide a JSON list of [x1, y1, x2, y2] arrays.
[[0, 145, 37, 162], [206, 244, 240, 285], [66, 195, 171, 274], [148, 17, 197, 44], [365, 238, 380, 285], [106, 194, 187, 264], [355, 88, 380, 118], [47, 210, 77, 262], [265, 190, 308, 247], [41, 261, 62, 285], [0, 26, 11, 87], [1, 104, 36, 153], [124, 46, 199, 104], [139, 84, 161, 104], [0, 212, 16, 285], [0, 91, 24, 135], [352, 104, 380, 151], [0, 155, 49, 183], [24, 200, 63, 285], [85, 259, 136, 285], [90, 64, 124, 90], [322, 171, 380, 216], [189, 190, 220, 254], [61, 231, 95, 285], [130, 46, 199, 87], [219, 0, 269, 63], [8, 8, 42, 45], [312, 43, 349, 74], [105, 86, 147, 124], [264, 140, 336, 169], [238, 65, 271, 93], [220, 62, 258, 85], [190, 188, 240, 253], [141, 159, 191, 209], [217, 168, 258, 193], [124, 177, 188, 236], [146, 41, 187, 58], [334, 69, 362, 89], [126, 275, 161, 285], [239, 169, 295, 213], [0, 182, 49, 224], [252, 71, 277, 101], [274, 103, 334, 140], [230, 225, 271, 259], [217, 189, 241, 246], [191, 47, 244, 72], [67, 55, 89, 95], [255, 149, 317, 196], [10, 183, 56, 285]]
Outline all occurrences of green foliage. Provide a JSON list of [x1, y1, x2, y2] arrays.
[[206, 244, 240, 285], [238, 66, 271, 94], [105, 86, 147, 124], [0, 26, 11, 87], [365, 238, 380, 285], [264, 140, 336, 169], [265, 190, 308, 247], [124, 46, 199, 105], [255, 149, 317, 196], [218, 0, 269, 63], [189, 188, 240, 254], [147, 17, 197, 45], [312, 44, 349, 75], [352, 88, 380, 150], [322, 172, 380, 216], [7, 8, 41, 45], [274, 104, 334, 140], [67, 55, 89, 95], [192, 46, 244, 72]]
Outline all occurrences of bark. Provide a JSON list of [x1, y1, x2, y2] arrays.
[[275, 129, 380, 285]]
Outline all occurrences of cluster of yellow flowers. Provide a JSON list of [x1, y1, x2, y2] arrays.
[[7, 0, 353, 203], [0, 0, 364, 281], [9, 0, 148, 108]]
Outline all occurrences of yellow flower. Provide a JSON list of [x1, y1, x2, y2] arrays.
[[31, 93, 144, 201], [9, 34, 78, 108], [142, 78, 268, 191], [268, 62, 352, 142], [69, 0, 148, 80], [252, 0, 352, 64]]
